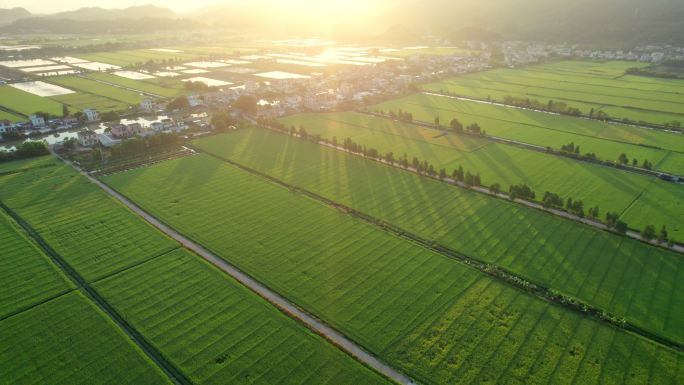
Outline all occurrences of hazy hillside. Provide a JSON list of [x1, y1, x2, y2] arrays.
[[49, 5, 177, 21], [0, 7, 31, 25]]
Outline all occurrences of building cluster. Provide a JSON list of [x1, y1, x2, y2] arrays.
[[501, 42, 684, 67], [76, 116, 189, 148]]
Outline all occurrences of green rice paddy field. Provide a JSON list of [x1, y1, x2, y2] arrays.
[[0, 161, 178, 281], [103, 152, 684, 385], [421, 61, 684, 125], [85, 72, 186, 98], [373, 93, 684, 175], [77, 49, 201, 67], [49, 75, 146, 106], [0, 85, 65, 116], [95, 248, 391, 385], [0, 210, 72, 319], [189, 129, 684, 346], [0, 157, 388, 384], [279, 112, 684, 232], [0, 292, 173, 385], [0, 109, 24, 122]]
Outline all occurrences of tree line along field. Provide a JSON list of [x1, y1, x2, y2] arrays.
[[0, 156, 390, 385], [190, 128, 684, 347], [421, 60, 684, 126], [371, 93, 684, 175], [278, 111, 684, 234], [94, 248, 391, 385], [102, 151, 684, 385]]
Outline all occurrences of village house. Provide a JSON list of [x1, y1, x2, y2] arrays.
[[110, 122, 142, 139], [140, 98, 155, 113], [84, 109, 99, 122], [0, 120, 15, 134], [77, 130, 98, 147], [29, 114, 46, 128]]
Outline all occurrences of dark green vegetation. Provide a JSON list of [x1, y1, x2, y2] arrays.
[[95, 249, 390, 385], [0, 210, 72, 319], [188, 129, 684, 347], [421, 61, 684, 126], [0, 292, 172, 385], [279, 111, 684, 233], [0, 141, 50, 163], [0, 156, 390, 385], [103, 149, 684, 385]]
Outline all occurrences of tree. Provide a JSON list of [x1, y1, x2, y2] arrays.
[[614, 220, 628, 234], [434, 117, 440, 127], [542, 192, 563, 209], [658, 226, 668, 243], [62, 104, 70, 118], [439, 168, 447, 179], [490, 183, 501, 194], [452, 166, 464, 182], [588, 205, 600, 219], [632, 158, 638, 166], [100, 111, 119, 122], [641, 225, 656, 240], [618, 153, 629, 165], [450, 118, 463, 132], [234, 95, 257, 115], [642, 160, 653, 170], [167, 96, 190, 111], [211, 110, 235, 131]]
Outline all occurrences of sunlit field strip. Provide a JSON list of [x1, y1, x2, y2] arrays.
[[279, 110, 684, 232], [190, 129, 684, 347], [103, 152, 684, 385]]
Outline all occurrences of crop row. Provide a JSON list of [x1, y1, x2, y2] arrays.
[[103, 152, 684, 384], [190, 129, 684, 347]]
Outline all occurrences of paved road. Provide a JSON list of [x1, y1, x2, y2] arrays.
[[64, 158, 417, 385]]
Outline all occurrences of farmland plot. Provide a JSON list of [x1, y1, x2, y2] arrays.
[[279, 112, 681, 232], [0, 292, 171, 385], [190, 129, 684, 346], [49, 75, 145, 105], [0, 85, 65, 116], [86, 72, 185, 98], [372, 93, 684, 175], [103, 153, 684, 385], [95, 249, 392, 385], [0, 162, 177, 281], [0, 210, 72, 319], [421, 60, 684, 125]]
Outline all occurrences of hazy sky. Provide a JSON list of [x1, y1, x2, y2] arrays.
[[4, 0, 219, 14]]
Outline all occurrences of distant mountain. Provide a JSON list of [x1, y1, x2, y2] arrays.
[[0, 7, 31, 25], [2, 17, 202, 34], [48, 5, 177, 21]]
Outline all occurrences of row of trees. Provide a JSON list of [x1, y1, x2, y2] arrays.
[[502, 95, 582, 116], [617, 153, 653, 170], [0, 141, 49, 163], [109, 132, 179, 159]]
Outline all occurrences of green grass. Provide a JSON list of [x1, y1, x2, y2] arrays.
[[0, 109, 24, 122], [85, 72, 185, 98], [0, 85, 65, 116], [280, 111, 682, 232], [0, 161, 178, 281], [421, 60, 684, 125], [49, 75, 145, 106], [0, 210, 72, 319], [0, 155, 56, 173], [0, 291, 172, 385], [103, 152, 684, 385], [95, 248, 392, 385], [372, 93, 684, 175], [189, 129, 684, 346]]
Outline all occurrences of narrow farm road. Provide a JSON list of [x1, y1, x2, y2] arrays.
[[60, 157, 418, 385]]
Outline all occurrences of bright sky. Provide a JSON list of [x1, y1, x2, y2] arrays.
[[8, 0, 381, 15]]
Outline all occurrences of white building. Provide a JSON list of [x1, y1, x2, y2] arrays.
[[140, 98, 155, 113], [84, 109, 99, 122], [29, 114, 46, 128], [0, 120, 15, 134], [77, 130, 98, 147]]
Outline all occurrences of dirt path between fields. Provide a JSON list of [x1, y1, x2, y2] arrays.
[[59, 156, 418, 385]]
